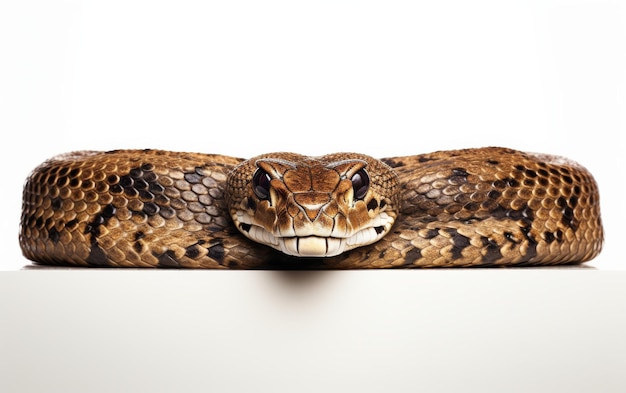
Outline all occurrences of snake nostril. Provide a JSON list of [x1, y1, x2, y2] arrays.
[[351, 168, 370, 200], [252, 168, 272, 201]]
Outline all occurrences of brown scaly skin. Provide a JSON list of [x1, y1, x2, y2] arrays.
[[19, 147, 603, 268]]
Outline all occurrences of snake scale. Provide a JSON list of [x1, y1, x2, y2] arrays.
[[19, 147, 603, 268]]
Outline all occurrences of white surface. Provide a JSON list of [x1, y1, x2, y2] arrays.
[[1, 269, 626, 393], [1, 2, 625, 392]]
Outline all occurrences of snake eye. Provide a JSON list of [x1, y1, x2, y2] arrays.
[[351, 168, 370, 200], [252, 168, 272, 201]]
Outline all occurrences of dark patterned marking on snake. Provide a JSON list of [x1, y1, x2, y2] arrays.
[[149, 182, 164, 194], [81, 179, 94, 190], [110, 183, 123, 194], [449, 168, 469, 185], [208, 242, 225, 263], [488, 190, 501, 200], [56, 175, 69, 187], [133, 231, 145, 253], [424, 228, 439, 239], [562, 206, 576, 230], [48, 226, 60, 243], [492, 179, 507, 190], [480, 236, 503, 264], [184, 169, 203, 184], [507, 178, 520, 187], [402, 247, 422, 266], [156, 250, 180, 268], [115, 165, 184, 219], [520, 225, 538, 260], [86, 242, 108, 266], [445, 228, 471, 260], [85, 204, 114, 239], [465, 202, 480, 212], [142, 202, 159, 216], [159, 206, 176, 219], [119, 174, 133, 188], [557, 196, 578, 230], [102, 204, 117, 218], [489, 202, 534, 225], [525, 169, 537, 178], [83, 203, 118, 266], [555, 229, 564, 242], [185, 244, 201, 259], [51, 197, 62, 210], [380, 158, 403, 168]]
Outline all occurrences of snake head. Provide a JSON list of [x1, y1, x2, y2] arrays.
[[226, 153, 399, 257]]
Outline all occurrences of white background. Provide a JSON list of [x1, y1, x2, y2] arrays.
[[1, 0, 624, 270], [1, 2, 625, 392]]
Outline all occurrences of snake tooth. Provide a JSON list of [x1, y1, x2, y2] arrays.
[[20, 147, 603, 268]]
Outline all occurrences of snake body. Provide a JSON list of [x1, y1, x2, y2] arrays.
[[20, 147, 603, 268]]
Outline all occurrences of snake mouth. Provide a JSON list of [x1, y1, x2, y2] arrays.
[[235, 222, 391, 257], [279, 236, 345, 257]]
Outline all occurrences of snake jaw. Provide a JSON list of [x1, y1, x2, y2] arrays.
[[232, 209, 395, 257]]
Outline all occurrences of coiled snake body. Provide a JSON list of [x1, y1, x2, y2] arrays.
[[20, 147, 603, 268]]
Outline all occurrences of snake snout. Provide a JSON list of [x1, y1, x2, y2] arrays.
[[293, 192, 331, 222]]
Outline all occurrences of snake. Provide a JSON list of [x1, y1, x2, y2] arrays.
[[19, 147, 603, 268]]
